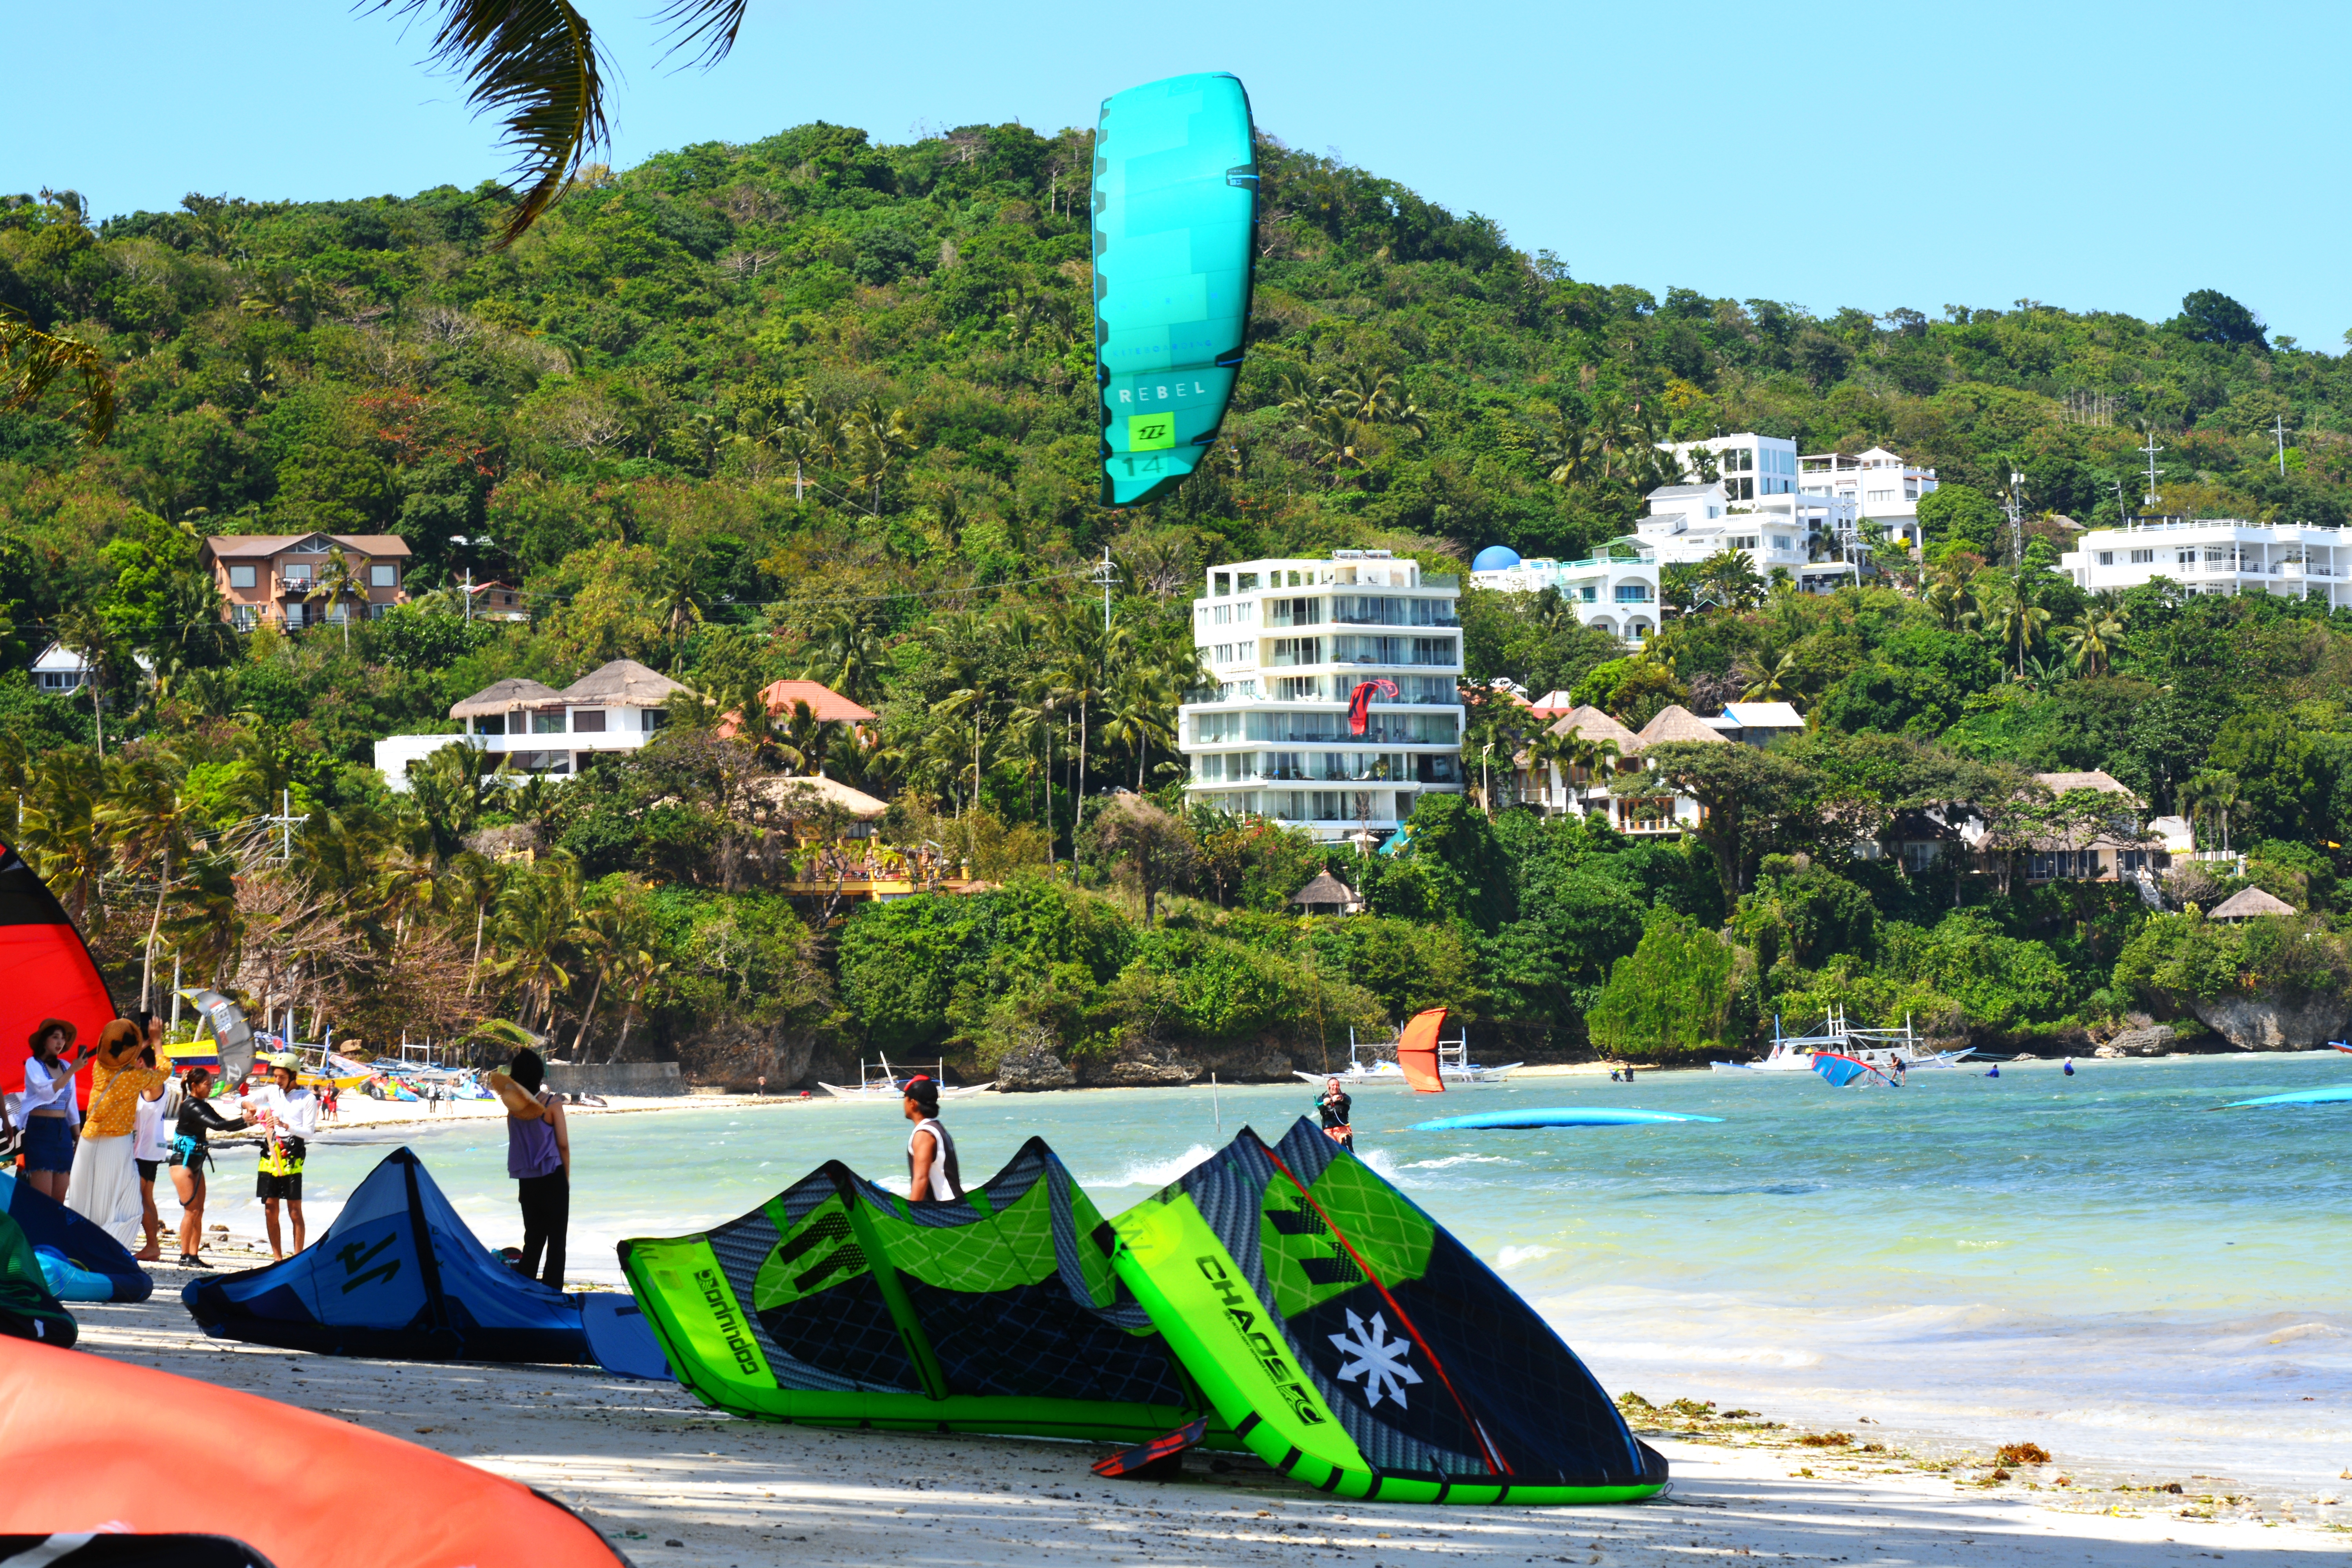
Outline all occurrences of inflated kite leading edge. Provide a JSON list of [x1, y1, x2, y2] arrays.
[[1092, 73, 1257, 506]]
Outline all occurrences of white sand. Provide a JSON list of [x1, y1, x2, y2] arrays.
[[76, 1268, 2346, 1568]]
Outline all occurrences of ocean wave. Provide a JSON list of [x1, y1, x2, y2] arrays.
[[1403, 1154, 1517, 1170], [1091, 1144, 1217, 1187], [1496, 1245, 1555, 1269]]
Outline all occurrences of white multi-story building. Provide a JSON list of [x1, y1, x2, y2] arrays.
[[1180, 550, 1466, 841], [1633, 481, 1864, 592], [1466, 548, 1660, 641], [1656, 433, 1802, 501], [373, 657, 688, 789], [2060, 518, 2352, 609], [1799, 447, 1938, 552]]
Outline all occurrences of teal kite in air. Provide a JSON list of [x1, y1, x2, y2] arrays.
[[1091, 73, 1258, 505]]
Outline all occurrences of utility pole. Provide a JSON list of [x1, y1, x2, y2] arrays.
[[464, 566, 474, 623], [2138, 425, 2165, 510], [1090, 545, 1120, 633], [2274, 412, 2289, 477], [2004, 470, 2025, 566], [263, 788, 309, 864]]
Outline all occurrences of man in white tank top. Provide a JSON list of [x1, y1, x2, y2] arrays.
[[902, 1076, 963, 1202]]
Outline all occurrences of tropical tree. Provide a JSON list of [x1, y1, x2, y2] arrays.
[[1922, 573, 1979, 632], [2060, 606, 2126, 677], [1987, 578, 2053, 679], [304, 546, 369, 649], [2179, 769, 2241, 856], [0, 299, 114, 443]]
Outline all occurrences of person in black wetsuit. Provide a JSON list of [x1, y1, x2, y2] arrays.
[[1316, 1077, 1354, 1151], [166, 1067, 247, 1268]]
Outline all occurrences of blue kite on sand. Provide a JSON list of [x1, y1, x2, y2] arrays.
[[1412, 1107, 1723, 1131]]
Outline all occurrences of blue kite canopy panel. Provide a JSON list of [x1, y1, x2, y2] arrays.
[[1092, 73, 1257, 506], [1411, 1108, 1724, 1131], [0, 1169, 149, 1303], [184, 1146, 592, 1363], [2222, 1084, 2352, 1108]]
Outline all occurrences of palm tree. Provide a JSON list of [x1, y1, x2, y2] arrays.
[[0, 299, 115, 442], [605, 945, 671, 1064], [2060, 606, 2126, 677], [839, 399, 917, 514], [54, 607, 121, 757], [801, 612, 883, 706], [566, 899, 631, 1059], [1562, 731, 1623, 808], [305, 546, 369, 649], [1987, 578, 2053, 679], [1528, 399, 1594, 487], [2179, 770, 2240, 856], [1922, 575, 1979, 633], [1100, 665, 1175, 794], [486, 855, 582, 1030], [1735, 648, 1805, 708]]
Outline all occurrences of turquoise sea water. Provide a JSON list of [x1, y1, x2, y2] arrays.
[[226, 1053, 2352, 1490]]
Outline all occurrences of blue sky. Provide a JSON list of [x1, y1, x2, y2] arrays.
[[8, 0, 2346, 346]]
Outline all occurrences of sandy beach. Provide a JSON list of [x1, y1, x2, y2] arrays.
[[76, 1259, 2348, 1568]]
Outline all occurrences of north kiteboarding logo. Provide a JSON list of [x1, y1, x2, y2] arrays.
[[696, 1265, 762, 1377], [1196, 1255, 1325, 1426], [1328, 1308, 1422, 1408]]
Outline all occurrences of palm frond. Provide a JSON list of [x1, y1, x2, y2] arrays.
[[0, 305, 115, 443], [653, 0, 751, 67], [377, 0, 610, 247]]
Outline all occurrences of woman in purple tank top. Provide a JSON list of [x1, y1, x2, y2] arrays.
[[488, 1048, 570, 1287]]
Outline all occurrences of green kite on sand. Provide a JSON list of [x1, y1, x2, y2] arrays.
[[619, 1122, 1664, 1505]]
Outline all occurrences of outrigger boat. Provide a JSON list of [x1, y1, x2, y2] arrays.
[[1292, 1022, 1520, 1089], [817, 1054, 994, 1100], [1711, 1007, 1975, 1075]]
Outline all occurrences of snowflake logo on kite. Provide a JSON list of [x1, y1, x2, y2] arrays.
[[1328, 1309, 1423, 1408]]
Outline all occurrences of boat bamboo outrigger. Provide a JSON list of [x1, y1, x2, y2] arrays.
[[817, 1053, 993, 1100], [1292, 1018, 1519, 1088], [1711, 1006, 1975, 1075]]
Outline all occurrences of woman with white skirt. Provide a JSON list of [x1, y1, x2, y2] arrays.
[[67, 1020, 168, 1250]]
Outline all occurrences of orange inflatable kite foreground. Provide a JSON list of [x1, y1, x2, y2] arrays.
[[0, 1339, 630, 1565]]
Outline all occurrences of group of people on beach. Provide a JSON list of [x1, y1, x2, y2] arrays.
[[10, 1015, 323, 1267]]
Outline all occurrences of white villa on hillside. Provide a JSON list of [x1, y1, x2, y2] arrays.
[[2060, 517, 2352, 609], [1800, 446, 1938, 553], [1467, 548, 1660, 641], [1180, 550, 1466, 841], [373, 658, 689, 788]]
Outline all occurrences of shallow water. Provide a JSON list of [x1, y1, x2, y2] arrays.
[[222, 1053, 2352, 1491]]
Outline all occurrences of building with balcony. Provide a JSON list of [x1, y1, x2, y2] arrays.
[[1634, 479, 1865, 591], [2058, 517, 2352, 610], [372, 658, 690, 788], [1799, 446, 1938, 553], [1656, 432, 1802, 502], [1180, 550, 1465, 842], [201, 533, 412, 630], [1466, 546, 1661, 641]]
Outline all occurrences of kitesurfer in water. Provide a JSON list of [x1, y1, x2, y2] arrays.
[[1316, 1077, 1354, 1151], [904, 1076, 963, 1202], [2062, 1058, 2076, 1076]]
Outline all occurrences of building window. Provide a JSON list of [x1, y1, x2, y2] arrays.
[[229, 604, 260, 630], [532, 710, 565, 735], [1237, 572, 1260, 592], [2129, 549, 2155, 564], [1579, 585, 1597, 602], [283, 602, 305, 628], [572, 709, 606, 734], [281, 564, 312, 586], [368, 602, 389, 621], [1613, 584, 1650, 603], [2097, 551, 2114, 566], [369, 564, 396, 587], [1212, 572, 1230, 596], [1212, 604, 1231, 625], [1269, 637, 1320, 667], [1728, 477, 1754, 501], [474, 715, 506, 736], [229, 564, 256, 589]]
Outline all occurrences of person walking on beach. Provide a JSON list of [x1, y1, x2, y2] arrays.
[[19, 1018, 91, 1203], [486, 1050, 569, 1288], [242, 1056, 319, 1259], [1317, 1076, 1354, 1152], [167, 1066, 245, 1268], [902, 1076, 962, 1203], [69, 1020, 170, 1249]]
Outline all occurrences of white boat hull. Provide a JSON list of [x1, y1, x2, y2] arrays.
[[1292, 1063, 1520, 1088], [818, 1081, 994, 1100]]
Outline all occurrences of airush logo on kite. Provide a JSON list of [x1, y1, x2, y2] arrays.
[[1196, 1255, 1325, 1426], [1329, 1309, 1422, 1408]]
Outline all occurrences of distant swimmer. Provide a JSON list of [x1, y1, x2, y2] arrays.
[[1317, 1077, 1354, 1152], [903, 1075, 964, 1202], [1985, 1064, 2001, 1078], [2063, 1058, 2076, 1076]]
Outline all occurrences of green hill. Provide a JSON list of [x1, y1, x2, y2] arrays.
[[2, 122, 2346, 1076]]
